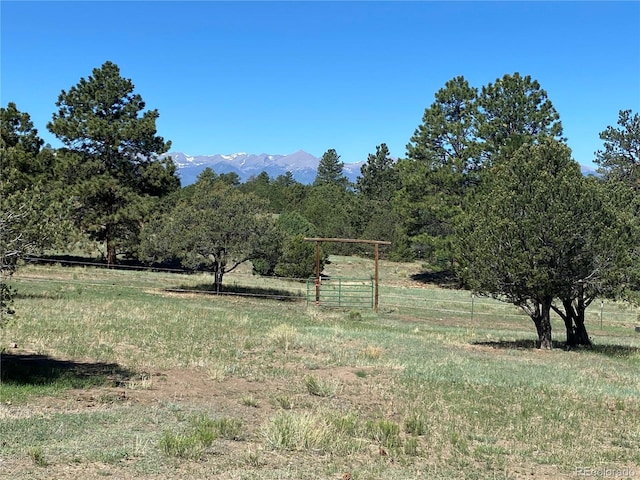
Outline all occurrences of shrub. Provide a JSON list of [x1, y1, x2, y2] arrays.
[[274, 235, 320, 278]]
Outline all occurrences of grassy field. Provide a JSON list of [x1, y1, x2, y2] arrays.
[[1, 257, 639, 479]]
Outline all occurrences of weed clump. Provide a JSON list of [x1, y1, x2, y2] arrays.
[[261, 410, 362, 454], [305, 375, 338, 397], [159, 414, 244, 459], [268, 324, 299, 352], [27, 447, 47, 467]]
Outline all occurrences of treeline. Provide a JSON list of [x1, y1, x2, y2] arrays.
[[1, 62, 639, 348]]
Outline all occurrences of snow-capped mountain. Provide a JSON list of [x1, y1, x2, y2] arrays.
[[580, 164, 600, 177], [165, 150, 365, 186], [165, 150, 599, 187]]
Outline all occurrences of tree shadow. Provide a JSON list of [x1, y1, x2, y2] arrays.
[[25, 254, 185, 273], [473, 339, 640, 357], [13, 292, 60, 300], [410, 270, 461, 289], [588, 343, 640, 358], [473, 339, 563, 350], [167, 283, 305, 302], [0, 352, 134, 387]]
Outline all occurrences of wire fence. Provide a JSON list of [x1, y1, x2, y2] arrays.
[[20, 256, 309, 302], [15, 256, 640, 332], [380, 287, 640, 333]]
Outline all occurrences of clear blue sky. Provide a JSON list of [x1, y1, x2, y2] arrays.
[[2, 1, 639, 167]]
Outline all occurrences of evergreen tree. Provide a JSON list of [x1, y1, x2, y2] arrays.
[[396, 76, 478, 265], [47, 61, 180, 266], [274, 212, 326, 278], [270, 172, 308, 213], [476, 72, 564, 162], [397, 73, 566, 266], [314, 148, 349, 188], [1, 102, 46, 192], [240, 171, 271, 204], [1, 104, 70, 318], [139, 178, 278, 292], [595, 109, 640, 187], [307, 149, 355, 252], [594, 110, 640, 303], [356, 143, 398, 201], [302, 184, 355, 242], [406, 76, 479, 169], [353, 143, 401, 249], [456, 138, 621, 348]]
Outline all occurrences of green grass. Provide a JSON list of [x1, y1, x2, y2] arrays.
[[159, 414, 244, 459], [1, 259, 639, 479], [304, 374, 339, 397]]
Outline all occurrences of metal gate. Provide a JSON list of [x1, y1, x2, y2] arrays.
[[306, 277, 374, 308]]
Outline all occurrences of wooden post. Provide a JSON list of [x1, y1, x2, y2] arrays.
[[315, 241, 320, 305], [374, 243, 380, 312], [304, 237, 391, 311]]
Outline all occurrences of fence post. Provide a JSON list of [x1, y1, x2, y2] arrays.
[[314, 241, 321, 305], [371, 279, 374, 308], [471, 294, 475, 321], [600, 300, 604, 329], [374, 243, 380, 312]]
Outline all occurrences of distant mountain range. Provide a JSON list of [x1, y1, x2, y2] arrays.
[[165, 150, 599, 186], [580, 165, 599, 177], [165, 150, 365, 186]]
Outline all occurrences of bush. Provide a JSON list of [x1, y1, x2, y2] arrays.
[[252, 257, 276, 276], [274, 235, 323, 279]]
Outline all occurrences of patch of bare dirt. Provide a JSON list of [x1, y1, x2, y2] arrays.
[[4, 361, 396, 420]]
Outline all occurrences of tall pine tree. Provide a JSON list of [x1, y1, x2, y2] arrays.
[[314, 148, 349, 188], [354, 143, 400, 247], [397, 76, 478, 265], [48, 61, 180, 265], [476, 72, 564, 163]]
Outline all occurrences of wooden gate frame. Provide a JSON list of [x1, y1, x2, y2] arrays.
[[304, 238, 391, 312]]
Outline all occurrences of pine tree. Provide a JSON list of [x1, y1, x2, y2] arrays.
[[397, 76, 478, 265], [314, 148, 349, 188], [47, 61, 180, 266]]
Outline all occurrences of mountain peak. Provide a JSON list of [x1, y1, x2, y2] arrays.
[[166, 150, 363, 186]]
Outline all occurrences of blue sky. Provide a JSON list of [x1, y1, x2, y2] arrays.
[[1, 1, 639, 167]]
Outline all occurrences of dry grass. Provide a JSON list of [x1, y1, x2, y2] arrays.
[[1, 259, 639, 479]]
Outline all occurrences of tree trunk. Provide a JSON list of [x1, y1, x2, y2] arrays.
[[533, 298, 553, 349], [573, 284, 592, 346], [573, 304, 592, 347], [211, 251, 227, 294], [560, 297, 592, 347], [214, 270, 224, 293], [562, 316, 577, 347], [106, 236, 117, 268], [562, 299, 578, 347]]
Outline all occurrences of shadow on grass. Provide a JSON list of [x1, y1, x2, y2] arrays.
[[474, 339, 563, 350], [473, 340, 640, 357], [588, 343, 640, 358], [167, 283, 305, 302], [25, 254, 185, 273], [0, 352, 134, 387], [410, 270, 460, 289], [14, 292, 61, 300]]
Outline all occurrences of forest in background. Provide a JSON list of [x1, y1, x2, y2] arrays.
[[1, 61, 639, 348]]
